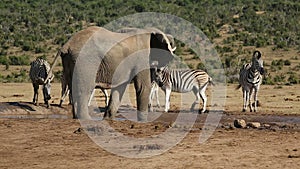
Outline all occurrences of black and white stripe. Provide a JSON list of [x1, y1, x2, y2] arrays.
[[155, 66, 213, 113], [237, 50, 264, 112], [148, 66, 160, 112], [29, 58, 54, 108]]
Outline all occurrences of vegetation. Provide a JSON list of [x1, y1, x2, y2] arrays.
[[0, 0, 300, 83]]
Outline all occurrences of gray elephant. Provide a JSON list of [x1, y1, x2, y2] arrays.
[[47, 26, 175, 120]]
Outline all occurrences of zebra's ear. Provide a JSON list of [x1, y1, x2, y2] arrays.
[[253, 50, 262, 60]]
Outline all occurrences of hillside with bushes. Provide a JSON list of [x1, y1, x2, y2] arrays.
[[0, 0, 300, 84]]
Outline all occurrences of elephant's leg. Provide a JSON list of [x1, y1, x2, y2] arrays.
[[134, 70, 151, 122], [60, 82, 69, 106], [104, 84, 127, 120], [68, 81, 76, 118]]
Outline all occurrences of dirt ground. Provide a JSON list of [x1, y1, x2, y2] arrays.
[[0, 83, 300, 169]]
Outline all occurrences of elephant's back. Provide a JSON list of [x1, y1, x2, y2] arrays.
[[61, 26, 104, 55]]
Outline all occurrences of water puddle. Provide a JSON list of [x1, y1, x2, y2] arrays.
[[0, 114, 127, 121], [0, 114, 69, 119]]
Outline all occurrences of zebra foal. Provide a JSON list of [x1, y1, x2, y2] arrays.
[[29, 58, 54, 108], [237, 50, 264, 112], [155, 66, 213, 113]]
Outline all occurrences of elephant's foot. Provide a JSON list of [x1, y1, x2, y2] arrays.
[[137, 111, 148, 122], [77, 114, 92, 120]]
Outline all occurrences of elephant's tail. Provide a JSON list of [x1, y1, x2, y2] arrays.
[[44, 49, 61, 84]]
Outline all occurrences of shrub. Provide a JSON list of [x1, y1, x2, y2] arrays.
[[197, 62, 206, 71], [273, 74, 286, 83], [288, 74, 299, 84], [37, 55, 47, 60], [262, 75, 274, 85], [8, 55, 30, 65], [0, 56, 9, 65], [284, 59, 291, 66]]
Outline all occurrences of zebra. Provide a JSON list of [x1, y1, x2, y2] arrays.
[[29, 58, 54, 108], [154, 66, 213, 113], [148, 66, 160, 112], [237, 50, 264, 112]]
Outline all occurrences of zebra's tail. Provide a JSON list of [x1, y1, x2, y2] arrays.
[[236, 84, 242, 90], [44, 49, 61, 84], [208, 77, 215, 86]]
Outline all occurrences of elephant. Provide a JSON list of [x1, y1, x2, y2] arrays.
[[47, 26, 175, 120]]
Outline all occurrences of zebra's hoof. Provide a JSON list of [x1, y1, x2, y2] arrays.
[[203, 110, 209, 114], [242, 109, 246, 112]]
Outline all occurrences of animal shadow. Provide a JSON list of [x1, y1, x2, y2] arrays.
[[8, 102, 36, 111]]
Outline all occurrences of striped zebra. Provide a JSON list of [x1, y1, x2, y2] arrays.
[[148, 66, 160, 112], [237, 50, 264, 112], [155, 66, 213, 113], [29, 58, 54, 108]]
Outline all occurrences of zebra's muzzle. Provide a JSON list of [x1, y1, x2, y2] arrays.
[[259, 67, 265, 75]]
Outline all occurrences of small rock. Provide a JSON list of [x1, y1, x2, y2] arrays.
[[262, 124, 271, 128], [73, 127, 83, 134], [130, 124, 134, 129], [234, 119, 247, 128], [247, 122, 261, 128]]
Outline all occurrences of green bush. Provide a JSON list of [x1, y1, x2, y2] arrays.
[[273, 74, 286, 83], [0, 56, 9, 65], [8, 55, 30, 65], [262, 75, 275, 85], [0, 69, 29, 83], [288, 74, 299, 84], [284, 59, 291, 66]]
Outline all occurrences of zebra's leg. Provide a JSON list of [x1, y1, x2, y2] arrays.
[[42, 85, 49, 108], [148, 87, 154, 112], [249, 88, 254, 112], [88, 88, 96, 106], [164, 88, 171, 112], [253, 88, 258, 112], [155, 85, 160, 108], [191, 88, 201, 112], [33, 84, 39, 105], [200, 86, 208, 113], [242, 89, 247, 112], [102, 89, 109, 108]]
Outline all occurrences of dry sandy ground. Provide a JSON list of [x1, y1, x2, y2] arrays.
[[0, 83, 300, 169]]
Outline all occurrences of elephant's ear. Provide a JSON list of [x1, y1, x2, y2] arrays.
[[166, 34, 176, 48], [150, 32, 176, 53]]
